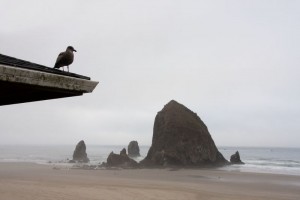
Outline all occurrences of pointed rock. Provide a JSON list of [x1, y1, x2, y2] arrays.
[[141, 100, 228, 167], [230, 151, 245, 164], [72, 140, 89, 163]]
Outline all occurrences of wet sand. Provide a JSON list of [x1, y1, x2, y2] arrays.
[[0, 162, 299, 200]]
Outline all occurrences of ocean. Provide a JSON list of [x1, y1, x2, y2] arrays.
[[0, 145, 299, 176], [219, 147, 300, 176]]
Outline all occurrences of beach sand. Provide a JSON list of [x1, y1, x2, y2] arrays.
[[0, 163, 299, 200]]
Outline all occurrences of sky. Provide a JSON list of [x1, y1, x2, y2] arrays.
[[1, 0, 300, 147]]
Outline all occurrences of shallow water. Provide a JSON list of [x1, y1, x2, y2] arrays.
[[1, 145, 299, 176], [219, 147, 300, 176]]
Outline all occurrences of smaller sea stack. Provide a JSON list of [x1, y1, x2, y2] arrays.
[[230, 151, 245, 164], [128, 141, 140, 157], [106, 148, 138, 168], [72, 140, 89, 163]]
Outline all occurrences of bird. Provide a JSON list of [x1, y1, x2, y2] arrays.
[[54, 46, 77, 72]]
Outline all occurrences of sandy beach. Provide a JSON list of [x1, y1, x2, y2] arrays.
[[0, 163, 299, 200]]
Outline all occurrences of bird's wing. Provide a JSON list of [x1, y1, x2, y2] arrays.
[[54, 52, 65, 68]]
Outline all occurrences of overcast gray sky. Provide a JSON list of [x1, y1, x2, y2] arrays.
[[1, 0, 299, 147]]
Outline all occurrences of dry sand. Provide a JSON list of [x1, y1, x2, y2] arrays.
[[0, 162, 299, 200]]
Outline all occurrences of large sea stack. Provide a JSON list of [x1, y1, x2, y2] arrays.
[[141, 100, 228, 167], [72, 140, 89, 163]]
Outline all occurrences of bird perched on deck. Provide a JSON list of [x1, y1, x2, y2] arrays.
[[54, 46, 77, 72]]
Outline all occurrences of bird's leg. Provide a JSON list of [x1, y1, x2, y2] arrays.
[[67, 65, 69, 72], [63, 67, 65, 71]]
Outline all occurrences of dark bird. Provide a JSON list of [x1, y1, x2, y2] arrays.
[[54, 46, 77, 72]]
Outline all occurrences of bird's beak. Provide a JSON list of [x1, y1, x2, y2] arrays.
[[74, 49, 77, 52]]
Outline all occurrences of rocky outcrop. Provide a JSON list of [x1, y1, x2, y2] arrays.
[[128, 141, 140, 157], [230, 151, 245, 164], [141, 100, 228, 167], [105, 148, 138, 168], [72, 140, 89, 163]]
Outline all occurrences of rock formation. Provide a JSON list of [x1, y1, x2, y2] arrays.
[[141, 100, 228, 167], [230, 151, 245, 164], [72, 140, 89, 163], [128, 141, 140, 157], [106, 148, 138, 168]]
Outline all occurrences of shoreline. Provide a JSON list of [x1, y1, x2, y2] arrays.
[[0, 162, 299, 200], [2, 159, 300, 177], [1, 145, 299, 176]]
